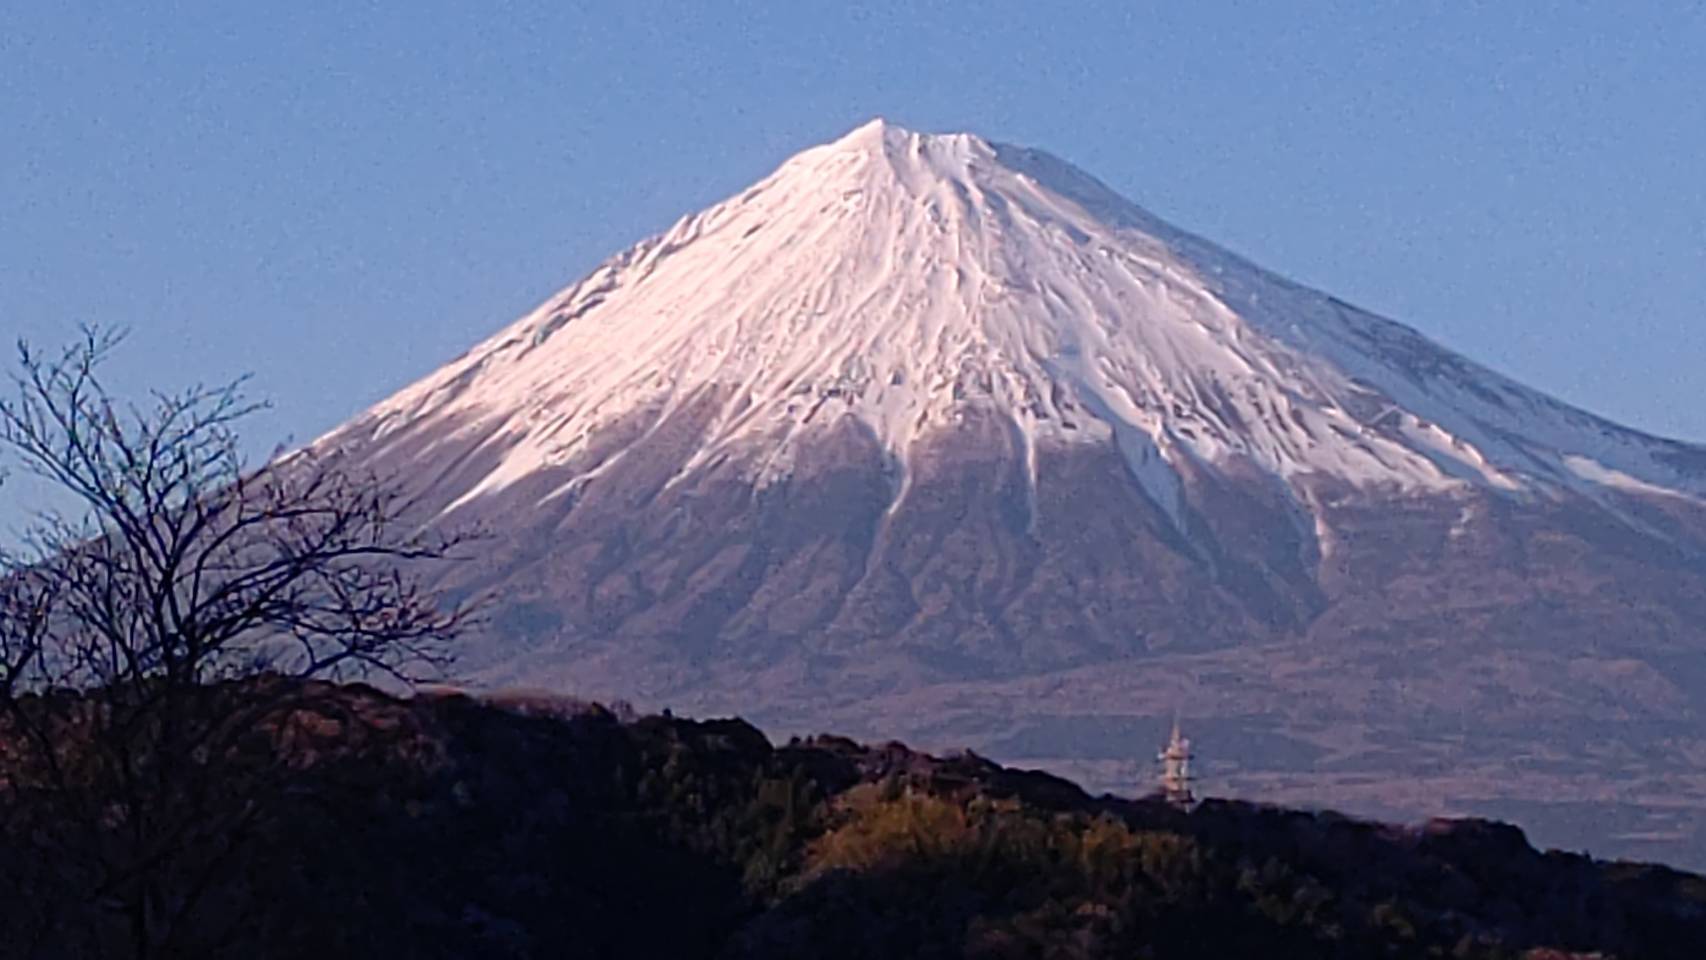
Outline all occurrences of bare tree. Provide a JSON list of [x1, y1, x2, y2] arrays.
[[0, 329, 470, 957]]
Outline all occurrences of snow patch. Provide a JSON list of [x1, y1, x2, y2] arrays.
[[1563, 454, 1692, 500]]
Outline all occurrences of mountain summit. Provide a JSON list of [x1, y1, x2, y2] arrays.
[[343, 119, 1702, 516], [320, 121, 1706, 867]]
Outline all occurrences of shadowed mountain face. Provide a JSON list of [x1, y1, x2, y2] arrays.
[[316, 120, 1706, 868]]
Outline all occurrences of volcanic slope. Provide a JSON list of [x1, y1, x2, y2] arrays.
[[318, 119, 1706, 867]]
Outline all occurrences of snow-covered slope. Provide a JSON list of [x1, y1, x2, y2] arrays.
[[329, 118, 1704, 530]]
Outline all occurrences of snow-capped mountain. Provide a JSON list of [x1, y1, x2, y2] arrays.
[[339, 118, 1700, 520], [319, 120, 1706, 868]]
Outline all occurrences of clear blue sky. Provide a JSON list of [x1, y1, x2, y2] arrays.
[[3, 2, 1704, 523]]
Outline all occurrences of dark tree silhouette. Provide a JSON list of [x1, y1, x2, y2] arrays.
[[0, 329, 470, 957]]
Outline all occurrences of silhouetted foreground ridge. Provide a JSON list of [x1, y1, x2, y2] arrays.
[[1, 680, 1701, 958]]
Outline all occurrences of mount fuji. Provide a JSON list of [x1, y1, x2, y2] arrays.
[[317, 120, 1706, 866]]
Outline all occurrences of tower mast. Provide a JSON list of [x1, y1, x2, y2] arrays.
[[1158, 715, 1196, 808]]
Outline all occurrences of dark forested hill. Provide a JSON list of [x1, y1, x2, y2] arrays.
[[1, 681, 1701, 958]]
